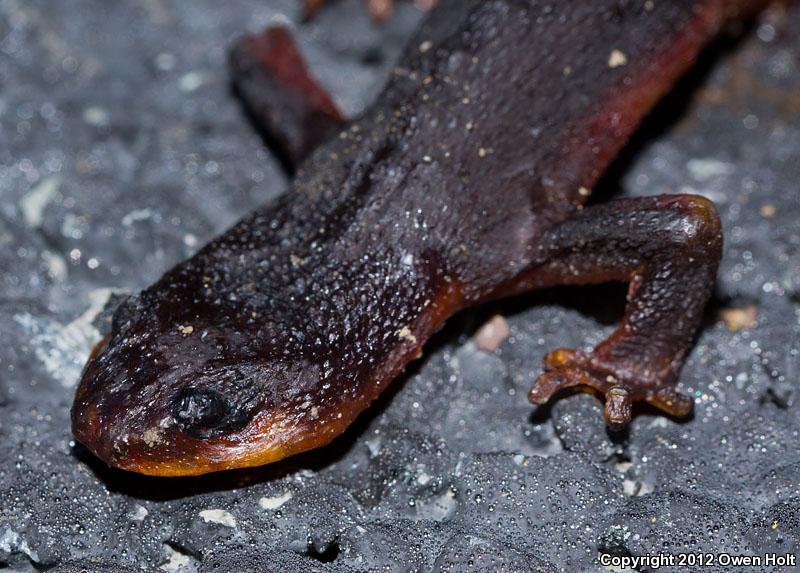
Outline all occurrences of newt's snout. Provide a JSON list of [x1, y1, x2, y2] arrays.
[[70, 300, 354, 476], [71, 335, 190, 474]]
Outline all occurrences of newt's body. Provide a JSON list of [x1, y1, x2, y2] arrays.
[[73, 0, 764, 476]]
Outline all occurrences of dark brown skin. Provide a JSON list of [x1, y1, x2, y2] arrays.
[[72, 0, 767, 476]]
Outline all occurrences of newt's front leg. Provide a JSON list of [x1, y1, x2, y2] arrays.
[[520, 195, 722, 430], [229, 26, 345, 169]]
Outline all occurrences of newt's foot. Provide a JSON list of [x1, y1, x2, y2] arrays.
[[303, 0, 438, 22], [528, 348, 693, 431]]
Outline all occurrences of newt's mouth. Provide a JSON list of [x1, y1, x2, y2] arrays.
[[72, 406, 345, 477], [72, 409, 296, 477]]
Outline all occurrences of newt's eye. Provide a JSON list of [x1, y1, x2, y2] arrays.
[[172, 387, 232, 438]]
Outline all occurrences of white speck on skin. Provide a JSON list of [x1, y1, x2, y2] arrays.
[[259, 491, 293, 510], [398, 326, 417, 344], [401, 253, 414, 266], [142, 428, 163, 447], [20, 176, 60, 228], [608, 49, 628, 68], [199, 509, 237, 528]]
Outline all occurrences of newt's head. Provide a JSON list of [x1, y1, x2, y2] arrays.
[[71, 293, 350, 476]]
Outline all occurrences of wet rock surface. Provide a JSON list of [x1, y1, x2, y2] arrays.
[[1, 1, 799, 571]]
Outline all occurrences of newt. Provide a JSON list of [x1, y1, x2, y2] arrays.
[[72, 0, 768, 476]]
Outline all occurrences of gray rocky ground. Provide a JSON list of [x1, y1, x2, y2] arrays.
[[1, 1, 799, 571]]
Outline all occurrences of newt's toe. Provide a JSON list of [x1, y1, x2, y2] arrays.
[[529, 348, 693, 431], [646, 387, 694, 418], [604, 386, 632, 431], [542, 347, 582, 369], [528, 367, 586, 405]]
